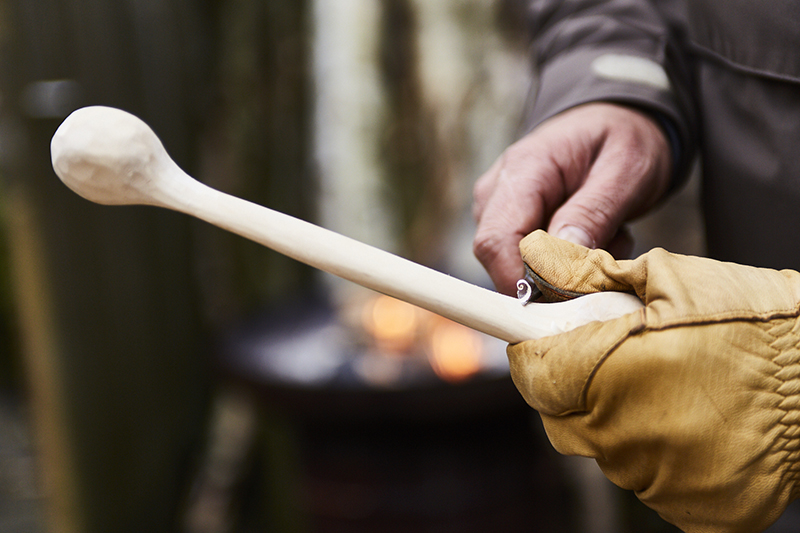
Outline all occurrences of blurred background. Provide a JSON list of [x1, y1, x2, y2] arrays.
[[0, 1, 704, 532]]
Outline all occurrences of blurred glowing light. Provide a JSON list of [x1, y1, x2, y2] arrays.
[[427, 318, 483, 382], [361, 295, 420, 353]]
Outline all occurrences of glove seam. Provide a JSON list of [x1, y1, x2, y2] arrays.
[[644, 306, 800, 330], [578, 320, 647, 412]]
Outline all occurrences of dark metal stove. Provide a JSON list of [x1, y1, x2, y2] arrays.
[[213, 296, 578, 532]]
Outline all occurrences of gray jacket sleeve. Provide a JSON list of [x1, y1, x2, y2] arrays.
[[526, 0, 697, 185]]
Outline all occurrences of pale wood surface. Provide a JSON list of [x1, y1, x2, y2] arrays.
[[52, 106, 643, 344]]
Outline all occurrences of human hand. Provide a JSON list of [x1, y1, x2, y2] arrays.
[[472, 103, 672, 295], [509, 230, 800, 533]]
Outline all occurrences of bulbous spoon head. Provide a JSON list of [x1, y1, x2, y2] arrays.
[[51, 106, 174, 207]]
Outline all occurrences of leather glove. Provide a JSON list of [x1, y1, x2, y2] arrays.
[[509, 230, 800, 533]]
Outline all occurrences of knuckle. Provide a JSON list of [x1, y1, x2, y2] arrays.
[[472, 176, 491, 204], [472, 230, 500, 266]]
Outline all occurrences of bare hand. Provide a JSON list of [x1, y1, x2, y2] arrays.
[[472, 103, 672, 295]]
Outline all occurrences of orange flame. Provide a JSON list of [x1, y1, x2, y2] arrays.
[[360, 295, 486, 382]]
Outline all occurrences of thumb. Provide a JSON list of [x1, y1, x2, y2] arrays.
[[547, 177, 630, 252], [545, 121, 670, 250], [519, 230, 636, 299]]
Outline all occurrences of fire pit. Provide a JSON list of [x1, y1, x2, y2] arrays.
[[214, 295, 577, 532], [218, 293, 516, 422]]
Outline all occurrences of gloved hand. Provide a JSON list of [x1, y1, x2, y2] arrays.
[[509, 230, 800, 533]]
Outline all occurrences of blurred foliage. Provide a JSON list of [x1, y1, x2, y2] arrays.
[[0, 0, 20, 390], [379, 0, 448, 265], [0, 189, 21, 389]]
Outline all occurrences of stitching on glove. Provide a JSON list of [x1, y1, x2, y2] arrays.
[[577, 319, 647, 413], [768, 318, 800, 491]]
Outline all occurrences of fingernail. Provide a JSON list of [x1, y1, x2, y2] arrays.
[[554, 225, 595, 248]]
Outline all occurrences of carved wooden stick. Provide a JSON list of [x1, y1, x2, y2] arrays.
[[50, 106, 643, 343]]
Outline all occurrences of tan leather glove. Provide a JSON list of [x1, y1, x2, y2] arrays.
[[509, 230, 800, 533]]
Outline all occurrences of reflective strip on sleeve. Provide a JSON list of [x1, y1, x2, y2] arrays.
[[591, 54, 671, 91]]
